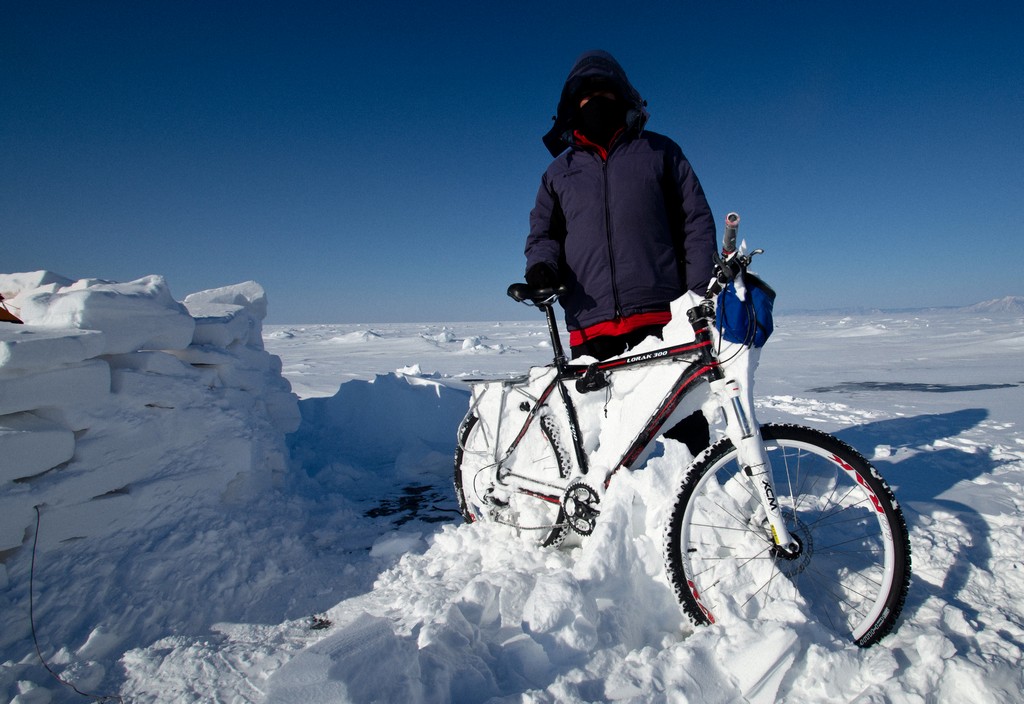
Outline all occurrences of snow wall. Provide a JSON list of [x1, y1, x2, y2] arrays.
[[0, 272, 301, 558]]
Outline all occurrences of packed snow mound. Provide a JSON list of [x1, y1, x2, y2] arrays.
[[5, 273, 195, 355], [0, 272, 300, 554], [330, 329, 384, 343], [290, 371, 468, 475]]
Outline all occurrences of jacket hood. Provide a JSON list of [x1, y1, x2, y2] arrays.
[[542, 50, 649, 157]]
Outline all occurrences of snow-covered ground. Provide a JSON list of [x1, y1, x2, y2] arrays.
[[2, 272, 1023, 703]]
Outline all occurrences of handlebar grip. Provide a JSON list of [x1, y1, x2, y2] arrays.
[[723, 212, 740, 255]]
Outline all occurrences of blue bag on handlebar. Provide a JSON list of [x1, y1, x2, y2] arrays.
[[716, 272, 776, 348]]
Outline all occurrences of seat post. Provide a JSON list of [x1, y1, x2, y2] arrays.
[[540, 300, 590, 476], [541, 303, 569, 371]]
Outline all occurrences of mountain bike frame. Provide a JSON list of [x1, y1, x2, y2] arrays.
[[481, 249, 801, 555]]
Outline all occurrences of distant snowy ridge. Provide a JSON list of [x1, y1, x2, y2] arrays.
[[962, 295, 1024, 315], [0, 271, 300, 554]]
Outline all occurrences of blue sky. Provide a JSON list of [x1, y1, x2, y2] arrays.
[[3, 1, 1021, 323]]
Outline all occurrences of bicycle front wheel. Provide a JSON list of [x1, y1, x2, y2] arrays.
[[664, 423, 910, 647], [454, 412, 569, 547]]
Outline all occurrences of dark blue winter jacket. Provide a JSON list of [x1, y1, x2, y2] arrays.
[[526, 51, 717, 333]]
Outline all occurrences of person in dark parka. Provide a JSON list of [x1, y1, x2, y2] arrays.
[[524, 49, 716, 455]]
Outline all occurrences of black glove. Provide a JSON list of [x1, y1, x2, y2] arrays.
[[525, 263, 559, 289]]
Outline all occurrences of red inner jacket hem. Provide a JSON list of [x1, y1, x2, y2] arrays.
[[569, 310, 672, 347]]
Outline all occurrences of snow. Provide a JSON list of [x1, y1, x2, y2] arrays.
[[0, 272, 299, 560], [1, 271, 1023, 703]]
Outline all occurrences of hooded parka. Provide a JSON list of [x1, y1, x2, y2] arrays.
[[526, 50, 717, 335]]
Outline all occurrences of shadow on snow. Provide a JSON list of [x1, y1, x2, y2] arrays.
[[835, 408, 1017, 655]]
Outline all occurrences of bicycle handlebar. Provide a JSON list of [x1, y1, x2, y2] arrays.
[[508, 211, 763, 356], [510, 211, 757, 313]]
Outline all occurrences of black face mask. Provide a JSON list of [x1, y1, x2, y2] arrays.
[[577, 95, 628, 147]]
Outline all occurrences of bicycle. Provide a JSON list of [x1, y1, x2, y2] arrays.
[[454, 213, 911, 647]]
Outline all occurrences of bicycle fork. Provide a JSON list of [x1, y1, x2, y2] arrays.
[[709, 376, 801, 557]]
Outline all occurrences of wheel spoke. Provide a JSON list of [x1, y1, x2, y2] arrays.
[[666, 424, 910, 647], [455, 412, 571, 546]]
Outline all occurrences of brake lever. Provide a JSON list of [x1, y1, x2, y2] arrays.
[[712, 250, 743, 282]]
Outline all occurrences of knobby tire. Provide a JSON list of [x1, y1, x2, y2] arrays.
[[454, 413, 569, 547], [664, 423, 911, 647]]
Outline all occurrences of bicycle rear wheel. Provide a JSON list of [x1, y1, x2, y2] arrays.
[[454, 412, 569, 547], [664, 423, 910, 646]]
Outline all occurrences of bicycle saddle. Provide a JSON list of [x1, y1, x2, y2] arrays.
[[507, 282, 569, 306]]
